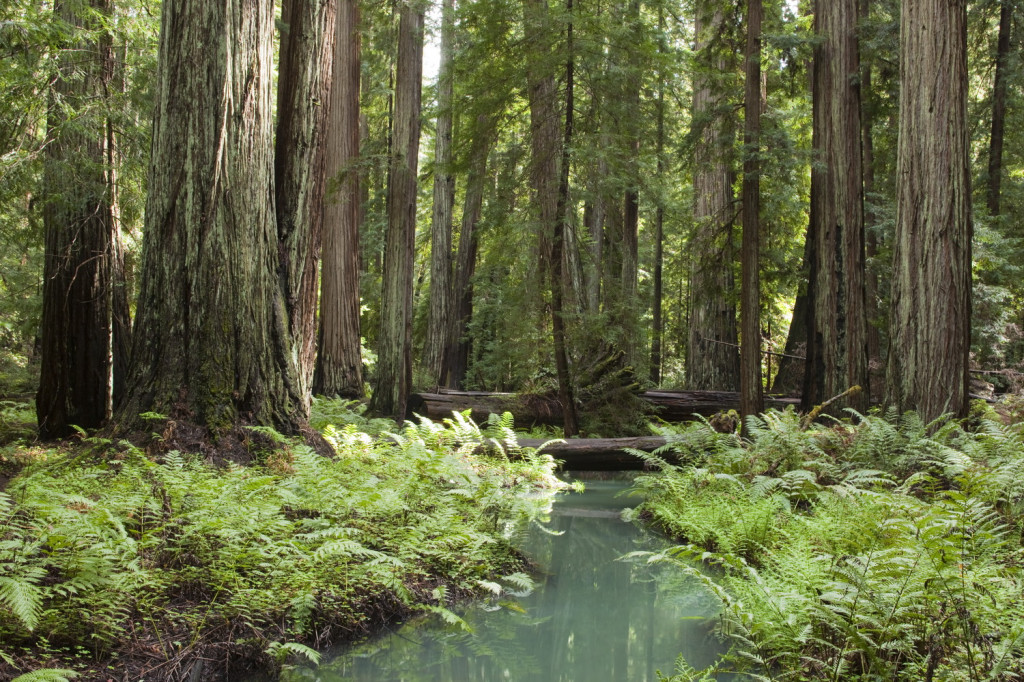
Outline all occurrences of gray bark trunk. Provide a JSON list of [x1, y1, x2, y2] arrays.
[[370, 3, 424, 418], [885, 0, 971, 422], [314, 0, 364, 398], [804, 0, 869, 413], [275, 0, 337, 407], [687, 7, 740, 391], [987, 0, 1012, 217], [118, 0, 305, 432], [424, 0, 457, 385]]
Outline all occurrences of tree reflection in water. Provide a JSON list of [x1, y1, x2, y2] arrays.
[[284, 475, 725, 682]]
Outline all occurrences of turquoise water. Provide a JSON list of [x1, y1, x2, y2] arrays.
[[287, 475, 725, 681]]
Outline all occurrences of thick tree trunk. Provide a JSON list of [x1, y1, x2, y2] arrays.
[[771, 237, 810, 394], [804, 0, 869, 414], [688, 7, 740, 391], [886, 0, 971, 422], [118, 0, 305, 432], [38, 0, 125, 438], [370, 3, 423, 419], [987, 0, 1012, 217], [424, 0, 457, 386], [740, 0, 764, 423], [275, 0, 336, 407], [314, 0, 364, 399]]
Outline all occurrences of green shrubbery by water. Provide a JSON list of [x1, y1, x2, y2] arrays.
[[0, 401, 562, 680], [633, 406, 1024, 681]]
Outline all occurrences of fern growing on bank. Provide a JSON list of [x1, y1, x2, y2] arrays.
[[635, 406, 1024, 681], [0, 400, 562, 679]]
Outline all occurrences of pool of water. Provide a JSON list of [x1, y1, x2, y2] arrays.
[[286, 474, 725, 681]]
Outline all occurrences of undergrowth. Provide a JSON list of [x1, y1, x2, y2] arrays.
[[0, 400, 563, 680], [632, 406, 1024, 681]]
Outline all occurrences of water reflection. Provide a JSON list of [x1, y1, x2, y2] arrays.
[[288, 475, 723, 682]]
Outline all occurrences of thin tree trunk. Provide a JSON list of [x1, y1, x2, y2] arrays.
[[740, 0, 764, 423], [275, 0, 337, 406], [859, 0, 881, 392], [371, 3, 424, 419], [38, 0, 121, 437], [650, 11, 665, 385], [424, 0, 457, 385], [314, 0, 364, 398], [987, 0, 1012, 217], [804, 0, 869, 414], [687, 6, 740, 391], [118, 0, 307, 433], [552, 0, 579, 436], [447, 115, 496, 388], [886, 0, 971, 422], [619, 0, 642, 367]]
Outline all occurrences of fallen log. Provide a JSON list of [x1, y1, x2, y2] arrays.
[[503, 436, 672, 471], [407, 391, 563, 426], [408, 389, 801, 426]]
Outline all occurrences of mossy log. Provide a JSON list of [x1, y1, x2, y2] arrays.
[[408, 389, 800, 425]]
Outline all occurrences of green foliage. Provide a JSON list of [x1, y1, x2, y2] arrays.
[[636, 408, 1024, 681], [0, 402, 562, 677]]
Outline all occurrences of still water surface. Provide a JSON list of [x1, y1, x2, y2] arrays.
[[289, 474, 724, 681]]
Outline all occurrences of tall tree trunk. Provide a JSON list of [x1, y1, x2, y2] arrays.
[[552, 0, 579, 436], [370, 3, 424, 419], [619, 0, 642, 367], [38, 0, 126, 438], [687, 6, 740, 391], [650, 10, 666, 385], [804, 0, 869, 413], [524, 0, 578, 436], [859, 0, 881, 393], [740, 0, 764, 422], [424, 0, 457, 386], [987, 0, 1012, 217], [118, 0, 306, 433], [886, 0, 971, 422], [275, 0, 337, 407], [314, 0, 364, 398], [771, 237, 810, 394]]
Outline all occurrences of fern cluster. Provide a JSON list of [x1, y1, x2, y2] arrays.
[[634, 406, 1024, 681], [0, 400, 561, 678]]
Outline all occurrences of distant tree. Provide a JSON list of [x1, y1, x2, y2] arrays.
[[315, 0, 365, 399], [740, 0, 763, 421], [524, 0, 579, 436], [987, 0, 1013, 218], [687, 3, 740, 391], [370, 2, 424, 419], [803, 0, 869, 413], [37, 0, 130, 438], [424, 0, 457, 387], [118, 0, 307, 433], [885, 0, 971, 422]]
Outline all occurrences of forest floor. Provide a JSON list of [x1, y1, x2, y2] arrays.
[[0, 399, 563, 681]]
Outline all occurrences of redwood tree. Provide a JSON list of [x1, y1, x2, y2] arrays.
[[804, 0, 869, 413], [687, 4, 740, 391], [314, 0, 365, 399], [885, 0, 972, 422], [370, 2, 424, 419], [275, 0, 337, 405], [37, 0, 130, 438], [118, 0, 306, 432]]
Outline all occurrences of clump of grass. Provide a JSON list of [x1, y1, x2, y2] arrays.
[[635, 406, 1024, 681], [0, 400, 562, 679]]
